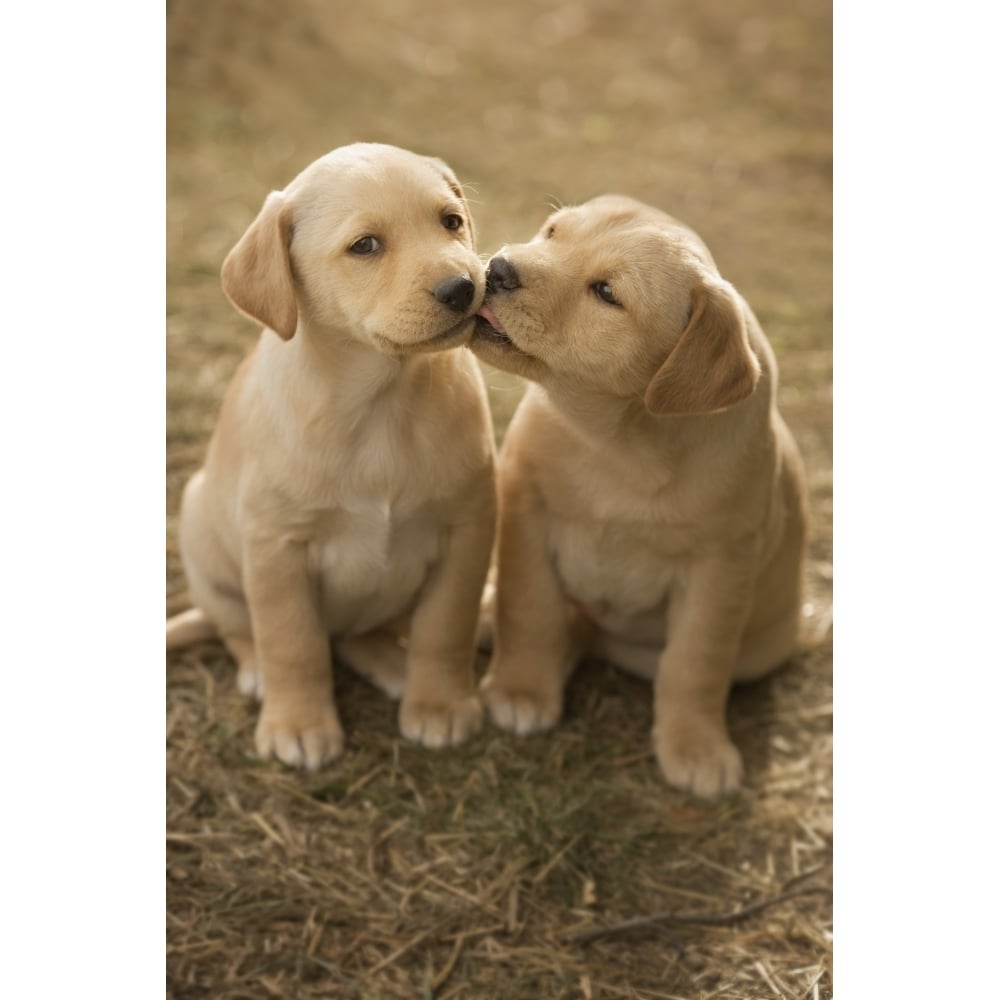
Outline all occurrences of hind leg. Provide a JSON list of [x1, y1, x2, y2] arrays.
[[178, 470, 257, 691], [335, 629, 408, 701], [733, 465, 806, 684], [223, 635, 264, 700], [475, 574, 497, 653], [732, 608, 800, 682]]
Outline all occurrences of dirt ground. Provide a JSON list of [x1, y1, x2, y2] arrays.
[[166, 0, 832, 996]]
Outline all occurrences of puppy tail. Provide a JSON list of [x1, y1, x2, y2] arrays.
[[166, 607, 216, 651]]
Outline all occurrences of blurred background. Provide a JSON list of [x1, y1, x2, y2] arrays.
[[167, 1, 831, 996], [166, 0, 830, 465]]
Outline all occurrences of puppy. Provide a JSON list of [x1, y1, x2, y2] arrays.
[[470, 195, 807, 798], [166, 143, 496, 770]]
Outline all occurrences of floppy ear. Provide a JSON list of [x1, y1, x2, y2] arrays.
[[430, 157, 477, 247], [220, 191, 297, 340], [644, 278, 761, 416]]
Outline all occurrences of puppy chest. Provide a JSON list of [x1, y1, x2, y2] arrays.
[[309, 505, 443, 634], [548, 516, 677, 620]]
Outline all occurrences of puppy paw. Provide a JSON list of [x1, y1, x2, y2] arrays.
[[475, 579, 496, 652], [255, 697, 344, 770], [236, 660, 264, 700], [653, 720, 744, 799], [223, 637, 263, 700], [335, 635, 408, 701], [480, 675, 563, 735], [399, 693, 483, 748]]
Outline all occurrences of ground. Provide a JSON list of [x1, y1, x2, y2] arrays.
[[166, 0, 832, 996]]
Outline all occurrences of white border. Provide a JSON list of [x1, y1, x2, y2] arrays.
[[2, 3, 163, 995], [836, 0, 1000, 994]]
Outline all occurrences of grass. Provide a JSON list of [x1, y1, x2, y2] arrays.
[[167, 0, 832, 996], [168, 647, 831, 997]]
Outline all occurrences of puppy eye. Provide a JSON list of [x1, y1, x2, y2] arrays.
[[349, 236, 381, 255], [442, 213, 464, 231], [592, 281, 621, 307], [545, 225, 556, 239]]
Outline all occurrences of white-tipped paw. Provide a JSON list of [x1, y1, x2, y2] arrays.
[[475, 580, 497, 652], [335, 636, 408, 702], [653, 720, 743, 799], [236, 661, 264, 700], [480, 675, 562, 736], [254, 698, 344, 771], [399, 693, 483, 748]]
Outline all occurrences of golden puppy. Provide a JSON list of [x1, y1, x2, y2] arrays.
[[470, 195, 807, 798], [166, 143, 496, 770]]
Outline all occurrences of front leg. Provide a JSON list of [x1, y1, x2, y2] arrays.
[[243, 535, 344, 770], [480, 476, 581, 735], [654, 550, 757, 798], [399, 494, 495, 748]]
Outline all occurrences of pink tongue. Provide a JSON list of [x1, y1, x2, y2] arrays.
[[476, 304, 507, 334]]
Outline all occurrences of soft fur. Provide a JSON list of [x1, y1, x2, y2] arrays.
[[470, 194, 807, 798], [167, 143, 496, 770]]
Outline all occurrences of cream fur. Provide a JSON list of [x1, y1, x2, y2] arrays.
[[167, 143, 496, 770], [470, 194, 807, 798]]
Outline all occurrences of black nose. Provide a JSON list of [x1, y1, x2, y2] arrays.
[[486, 256, 521, 293], [433, 275, 476, 314]]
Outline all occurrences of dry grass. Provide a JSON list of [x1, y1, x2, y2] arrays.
[[168, 649, 831, 998], [167, 0, 832, 996]]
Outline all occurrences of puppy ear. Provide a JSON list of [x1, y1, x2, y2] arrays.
[[221, 191, 297, 340], [644, 278, 761, 416]]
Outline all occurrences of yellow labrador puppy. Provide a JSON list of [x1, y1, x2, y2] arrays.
[[470, 195, 807, 798], [166, 143, 496, 770]]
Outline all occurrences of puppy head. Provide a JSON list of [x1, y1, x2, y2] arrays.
[[221, 143, 484, 355], [471, 194, 760, 415]]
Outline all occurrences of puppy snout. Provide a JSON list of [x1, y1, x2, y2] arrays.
[[486, 256, 521, 293], [433, 275, 476, 314]]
